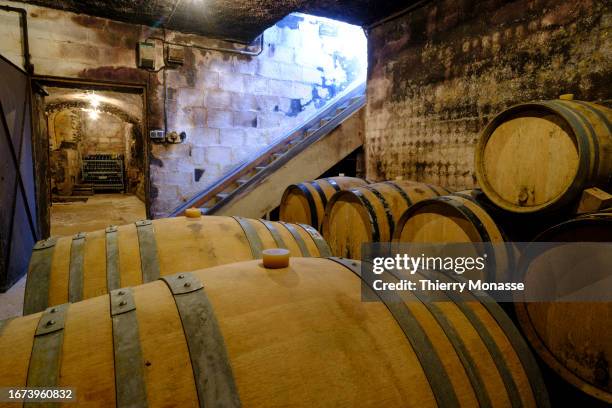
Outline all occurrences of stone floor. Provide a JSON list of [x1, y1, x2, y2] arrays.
[[50, 193, 147, 236], [0, 194, 146, 320]]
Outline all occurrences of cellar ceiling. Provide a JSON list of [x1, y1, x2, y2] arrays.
[[22, 0, 418, 42]]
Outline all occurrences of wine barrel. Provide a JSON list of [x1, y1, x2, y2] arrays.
[[24, 216, 330, 315], [279, 177, 369, 229], [321, 180, 449, 258], [393, 190, 514, 280], [0, 257, 549, 407], [475, 99, 612, 213], [515, 212, 612, 403]]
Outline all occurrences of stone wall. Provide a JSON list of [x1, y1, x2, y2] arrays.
[[80, 111, 128, 156], [0, 2, 366, 216], [150, 14, 366, 215], [365, 0, 611, 190]]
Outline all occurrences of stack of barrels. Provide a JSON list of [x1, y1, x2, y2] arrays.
[[0, 96, 608, 406], [278, 97, 612, 405], [0, 213, 550, 407]]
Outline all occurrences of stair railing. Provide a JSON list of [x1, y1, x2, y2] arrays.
[[168, 80, 366, 217]]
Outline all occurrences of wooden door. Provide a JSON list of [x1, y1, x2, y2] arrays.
[[0, 55, 39, 291]]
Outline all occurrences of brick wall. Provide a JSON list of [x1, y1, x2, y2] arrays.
[[0, 2, 366, 216], [365, 0, 611, 190]]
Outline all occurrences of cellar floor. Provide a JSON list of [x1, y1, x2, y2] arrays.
[[0, 194, 146, 320], [50, 193, 146, 236]]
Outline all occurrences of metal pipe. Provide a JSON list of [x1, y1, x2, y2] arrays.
[[146, 34, 264, 57], [0, 5, 33, 73]]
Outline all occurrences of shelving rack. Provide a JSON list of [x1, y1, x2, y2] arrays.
[[81, 154, 125, 192]]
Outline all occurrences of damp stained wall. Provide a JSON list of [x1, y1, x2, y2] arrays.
[[0, 2, 367, 217], [365, 0, 611, 190]]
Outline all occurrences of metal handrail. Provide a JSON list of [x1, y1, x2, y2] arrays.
[[168, 80, 366, 217]]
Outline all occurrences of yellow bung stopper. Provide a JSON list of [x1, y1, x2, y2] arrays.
[[559, 94, 574, 100], [262, 248, 290, 268], [185, 207, 201, 218]]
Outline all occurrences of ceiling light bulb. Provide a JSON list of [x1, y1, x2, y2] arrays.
[[88, 91, 101, 109]]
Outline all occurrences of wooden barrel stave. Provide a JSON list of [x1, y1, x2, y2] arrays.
[[2, 258, 547, 407], [515, 213, 612, 403], [24, 216, 331, 314], [322, 181, 448, 259], [475, 100, 612, 214], [393, 190, 513, 281], [279, 177, 369, 229]]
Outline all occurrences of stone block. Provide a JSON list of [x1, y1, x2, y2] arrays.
[[255, 95, 281, 111], [280, 27, 302, 48], [219, 73, 245, 93], [232, 146, 254, 162], [257, 112, 283, 129], [58, 42, 100, 64], [302, 67, 323, 85], [205, 146, 233, 165], [234, 111, 258, 128], [200, 70, 219, 89], [262, 26, 281, 43], [267, 79, 296, 98], [279, 63, 302, 80], [190, 147, 206, 164], [257, 60, 282, 78], [293, 83, 314, 100], [243, 128, 269, 145], [208, 55, 234, 73], [177, 87, 205, 107], [154, 170, 193, 185], [231, 93, 258, 111], [152, 143, 191, 159], [220, 129, 246, 146], [205, 90, 233, 109], [184, 107, 207, 128], [243, 76, 269, 95], [234, 58, 258, 75], [190, 128, 220, 147], [160, 157, 195, 173], [207, 109, 233, 129], [269, 45, 294, 63]]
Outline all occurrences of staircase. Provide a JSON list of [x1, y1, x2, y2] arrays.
[[169, 81, 366, 218]]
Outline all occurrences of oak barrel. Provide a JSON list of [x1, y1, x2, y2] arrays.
[[24, 216, 330, 314], [321, 180, 449, 258], [393, 190, 514, 280], [475, 100, 612, 213], [279, 177, 370, 229], [1, 257, 548, 407], [515, 212, 612, 403]]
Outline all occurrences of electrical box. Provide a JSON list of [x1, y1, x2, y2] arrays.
[[149, 129, 165, 141], [137, 42, 156, 70], [166, 45, 185, 66]]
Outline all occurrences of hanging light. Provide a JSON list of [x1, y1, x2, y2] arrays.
[[88, 108, 100, 120], [87, 91, 101, 109]]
